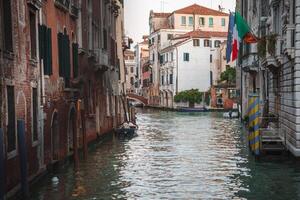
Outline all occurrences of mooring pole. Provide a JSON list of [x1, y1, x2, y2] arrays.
[[17, 120, 29, 198], [81, 108, 87, 160], [0, 128, 5, 200], [74, 102, 80, 170]]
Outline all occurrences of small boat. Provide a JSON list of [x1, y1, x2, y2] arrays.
[[116, 122, 138, 137], [177, 107, 208, 112], [223, 111, 239, 118]]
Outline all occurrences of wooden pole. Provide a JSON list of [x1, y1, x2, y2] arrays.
[[17, 120, 29, 198], [81, 107, 88, 160], [73, 102, 80, 170], [0, 128, 5, 200]]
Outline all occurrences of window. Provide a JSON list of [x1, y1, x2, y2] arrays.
[[193, 39, 200, 46], [292, 0, 295, 24], [160, 55, 164, 64], [32, 88, 38, 142], [103, 28, 107, 50], [72, 43, 79, 78], [167, 34, 173, 40], [7, 86, 16, 153], [130, 67, 134, 73], [183, 53, 189, 61], [210, 71, 213, 86], [166, 53, 169, 62], [221, 18, 226, 26], [152, 38, 155, 44], [158, 34, 161, 42], [214, 40, 221, 47], [152, 53, 155, 61], [181, 16, 186, 25], [204, 39, 210, 47], [189, 16, 193, 26], [39, 25, 53, 75], [58, 32, 71, 87], [273, 5, 280, 34], [170, 74, 173, 84], [171, 52, 174, 61], [29, 11, 37, 59], [210, 54, 213, 63], [161, 75, 164, 85], [130, 77, 134, 85], [2, 0, 13, 51], [209, 17, 214, 27], [199, 17, 205, 26]]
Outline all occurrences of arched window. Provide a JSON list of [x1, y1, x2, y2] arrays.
[[214, 40, 221, 47]]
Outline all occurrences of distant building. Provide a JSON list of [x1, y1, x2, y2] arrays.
[[160, 30, 228, 108], [148, 4, 229, 108], [134, 36, 149, 95], [124, 50, 136, 93]]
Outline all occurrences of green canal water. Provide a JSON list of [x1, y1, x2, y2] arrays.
[[30, 109, 300, 199]]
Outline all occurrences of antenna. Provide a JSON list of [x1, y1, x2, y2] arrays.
[[218, 0, 224, 12], [160, 0, 167, 12]]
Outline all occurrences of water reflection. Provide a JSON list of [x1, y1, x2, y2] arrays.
[[31, 109, 300, 200]]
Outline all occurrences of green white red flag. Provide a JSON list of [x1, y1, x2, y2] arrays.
[[229, 12, 258, 62]]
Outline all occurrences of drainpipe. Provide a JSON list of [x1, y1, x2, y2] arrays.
[[175, 46, 179, 94], [38, 7, 45, 170]]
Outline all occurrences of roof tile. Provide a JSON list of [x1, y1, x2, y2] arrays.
[[174, 4, 229, 16]]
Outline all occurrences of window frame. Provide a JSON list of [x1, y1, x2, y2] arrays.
[[214, 40, 221, 48], [181, 16, 186, 25], [199, 17, 205, 26], [2, 0, 13, 52], [209, 17, 214, 27], [193, 39, 200, 47], [6, 85, 17, 159], [204, 39, 210, 47], [183, 53, 189, 61], [221, 18, 226, 26], [32, 87, 39, 145], [29, 9, 37, 59], [188, 16, 193, 26]]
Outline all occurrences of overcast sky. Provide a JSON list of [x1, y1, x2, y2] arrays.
[[124, 0, 236, 44]]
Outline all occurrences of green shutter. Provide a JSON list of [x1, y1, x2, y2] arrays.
[[58, 32, 64, 77], [47, 28, 53, 75], [65, 35, 70, 79]]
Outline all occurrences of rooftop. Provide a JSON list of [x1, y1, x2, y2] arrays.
[[173, 4, 229, 16], [173, 29, 228, 40], [152, 12, 171, 18]]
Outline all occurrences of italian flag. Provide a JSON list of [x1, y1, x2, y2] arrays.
[[231, 12, 257, 61]]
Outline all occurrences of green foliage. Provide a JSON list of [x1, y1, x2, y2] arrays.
[[257, 37, 266, 58], [267, 34, 277, 56], [174, 89, 203, 104], [220, 67, 236, 84]]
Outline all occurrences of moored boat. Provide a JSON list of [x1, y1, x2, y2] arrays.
[[177, 107, 208, 112], [116, 122, 138, 137]]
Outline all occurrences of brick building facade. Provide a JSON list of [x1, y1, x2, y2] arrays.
[[0, 0, 127, 198]]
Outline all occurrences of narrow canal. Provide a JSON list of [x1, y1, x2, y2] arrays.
[[31, 109, 300, 199]]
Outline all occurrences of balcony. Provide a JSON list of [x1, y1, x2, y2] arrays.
[[27, 0, 42, 9], [55, 0, 70, 12], [92, 49, 109, 72], [241, 54, 259, 73], [70, 4, 79, 19], [275, 36, 283, 64], [285, 25, 295, 59], [261, 34, 279, 71]]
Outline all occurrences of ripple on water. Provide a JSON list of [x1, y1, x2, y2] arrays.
[[30, 109, 300, 200]]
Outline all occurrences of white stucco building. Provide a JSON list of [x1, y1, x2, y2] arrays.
[[124, 50, 136, 93], [159, 30, 228, 107], [148, 4, 229, 108]]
